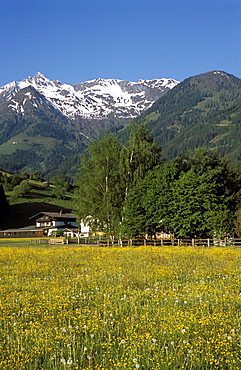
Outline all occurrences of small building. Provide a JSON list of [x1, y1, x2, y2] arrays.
[[30, 211, 77, 228], [0, 225, 45, 238], [0, 211, 79, 238], [30, 211, 78, 237], [156, 231, 172, 239], [79, 219, 91, 237]]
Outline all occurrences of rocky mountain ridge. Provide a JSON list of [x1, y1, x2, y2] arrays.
[[0, 73, 179, 120]]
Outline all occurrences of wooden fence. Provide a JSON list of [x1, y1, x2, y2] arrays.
[[95, 238, 214, 247], [22, 237, 241, 247], [78, 238, 241, 247]]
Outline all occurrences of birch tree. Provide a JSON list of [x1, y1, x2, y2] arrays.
[[120, 123, 162, 202], [74, 133, 124, 234]]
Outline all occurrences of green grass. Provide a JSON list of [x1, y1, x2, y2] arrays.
[[0, 134, 58, 155], [1, 246, 241, 369], [145, 111, 160, 122], [0, 169, 12, 177]]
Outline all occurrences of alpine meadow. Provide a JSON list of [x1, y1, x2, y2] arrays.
[[1, 69, 241, 370], [1, 245, 241, 369]]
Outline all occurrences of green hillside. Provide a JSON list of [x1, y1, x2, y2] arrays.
[[0, 86, 87, 179], [132, 71, 241, 163], [1, 175, 74, 229]]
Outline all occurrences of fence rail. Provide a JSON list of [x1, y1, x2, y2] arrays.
[[2, 237, 241, 247], [82, 238, 241, 247]]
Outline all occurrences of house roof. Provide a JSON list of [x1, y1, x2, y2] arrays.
[[30, 212, 77, 220], [0, 211, 78, 235], [0, 224, 79, 234], [0, 225, 45, 233]]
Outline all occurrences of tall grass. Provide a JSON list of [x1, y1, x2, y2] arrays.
[[0, 245, 241, 369]]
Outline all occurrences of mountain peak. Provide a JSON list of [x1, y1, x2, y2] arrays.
[[187, 70, 241, 90], [0, 73, 179, 120], [34, 72, 48, 80], [134, 69, 241, 163]]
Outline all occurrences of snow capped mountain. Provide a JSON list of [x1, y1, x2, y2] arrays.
[[6, 85, 57, 116], [0, 73, 179, 120]]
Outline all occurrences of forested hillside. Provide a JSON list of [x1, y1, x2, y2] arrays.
[[132, 71, 241, 163]]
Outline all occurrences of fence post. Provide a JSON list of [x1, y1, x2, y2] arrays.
[[207, 239, 210, 248], [192, 239, 195, 247]]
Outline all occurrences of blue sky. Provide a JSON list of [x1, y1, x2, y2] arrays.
[[1, 0, 240, 86]]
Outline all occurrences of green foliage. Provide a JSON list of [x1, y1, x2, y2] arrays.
[[235, 209, 241, 237], [121, 178, 150, 237], [74, 128, 241, 239], [9, 180, 31, 203], [123, 148, 241, 239], [31, 170, 42, 181], [122, 162, 177, 237], [50, 175, 70, 200], [130, 71, 241, 164], [74, 127, 162, 235], [120, 123, 162, 193], [74, 133, 124, 234], [169, 171, 229, 238], [2, 173, 24, 191], [50, 230, 63, 237]]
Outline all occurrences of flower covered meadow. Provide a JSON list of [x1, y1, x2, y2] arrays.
[[1, 245, 241, 369]]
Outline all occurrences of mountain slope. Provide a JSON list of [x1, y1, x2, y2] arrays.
[[0, 86, 87, 178], [133, 71, 241, 162]]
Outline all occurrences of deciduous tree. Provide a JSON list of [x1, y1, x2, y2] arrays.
[[74, 133, 124, 234], [120, 123, 162, 201]]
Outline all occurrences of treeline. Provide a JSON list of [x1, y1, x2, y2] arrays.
[[74, 125, 241, 239], [0, 143, 82, 180], [1, 171, 74, 198]]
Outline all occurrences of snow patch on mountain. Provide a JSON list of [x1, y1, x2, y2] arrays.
[[0, 73, 179, 120]]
